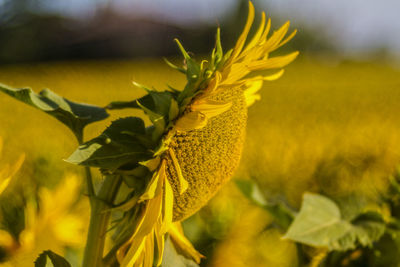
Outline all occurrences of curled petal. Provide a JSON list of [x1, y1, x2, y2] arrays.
[[139, 160, 165, 202], [174, 111, 208, 132], [244, 80, 263, 107], [192, 99, 232, 118], [169, 222, 205, 264], [169, 148, 188, 194]]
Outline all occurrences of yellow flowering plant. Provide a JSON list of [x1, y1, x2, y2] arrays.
[[0, 2, 297, 266], [0, 175, 88, 267]]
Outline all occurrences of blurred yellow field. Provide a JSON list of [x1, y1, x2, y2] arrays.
[[1, 58, 399, 195]]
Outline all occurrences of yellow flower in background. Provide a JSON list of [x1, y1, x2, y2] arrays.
[[0, 174, 88, 266], [117, 1, 298, 266], [0, 137, 25, 196]]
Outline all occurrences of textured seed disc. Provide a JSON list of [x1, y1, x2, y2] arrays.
[[166, 86, 247, 221]]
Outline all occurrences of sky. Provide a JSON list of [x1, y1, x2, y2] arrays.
[[21, 0, 400, 57]]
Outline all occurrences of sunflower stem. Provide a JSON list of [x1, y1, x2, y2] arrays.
[[82, 174, 122, 267], [75, 131, 96, 201]]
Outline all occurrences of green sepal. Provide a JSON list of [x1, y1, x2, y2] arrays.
[[0, 83, 109, 140], [210, 28, 224, 71], [34, 250, 71, 267], [163, 58, 186, 74], [66, 117, 153, 170]]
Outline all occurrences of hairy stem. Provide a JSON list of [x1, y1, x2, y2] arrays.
[[82, 174, 122, 267]]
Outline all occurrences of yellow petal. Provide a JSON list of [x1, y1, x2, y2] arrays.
[[0, 154, 24, 195], [139, 157, 161, 172], [0, 230, 14, 248], [174, 111, 208, 132], [134, 251, 145, 267], [245, 94, 261, 107], [155, 220, 165, 266], [275, 29, 298, 50], [227, 1, 255, 64], [168, 148, 188, 194], [0, 177, 11, 196], [143, 233, 155, 267], [169, 223, 204, 264], [161, 177, 174, 234], [221, 62, 250, 85], [242, 11, 266, 54], [262, 21, 291, 53], [259, 17, 272, 45], [202, 71, 222, 96], [121, 237, 146, 267], [139, 160, 165, 202], [118, 191, 163, 265], [192, 99, 232, 118], [263, 69, 285, 81], [248, 51, 299, 70], [244, 80, 263, 107]]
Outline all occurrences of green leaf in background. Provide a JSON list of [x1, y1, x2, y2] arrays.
[[235, 179, 267, 206], [0, 83, 109, 141], [162, 236, 199, 267], [66, 117, 153, 170], [235, 179, 294, 230], [34, 250, 71, 267], [284, 193, 386, 251]]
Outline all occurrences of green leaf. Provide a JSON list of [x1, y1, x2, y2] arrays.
[[284, 193, 386, 251], [0, 83, 109, 140], [145, 90, 174, 118], [164, 58, 186, 74], [235, 179, 267, 206], [106, 90, 175, 141], [162, 236, 199, 267], [173, 38, 201, 81], [235, 179, 294, 230], [66, 117, 153, 170], [34, 250, 71, 267], [136, 101, 166, 141]]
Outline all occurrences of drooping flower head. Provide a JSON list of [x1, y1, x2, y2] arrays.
[[113, 2, 299, 266]]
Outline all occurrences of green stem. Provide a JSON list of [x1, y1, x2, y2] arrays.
[[82, 174, 122, 267], [84, 166, 95, 200], [75, 131, 95, 200]]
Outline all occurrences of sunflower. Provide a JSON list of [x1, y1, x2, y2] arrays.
[[113, 2, 298, 266]]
